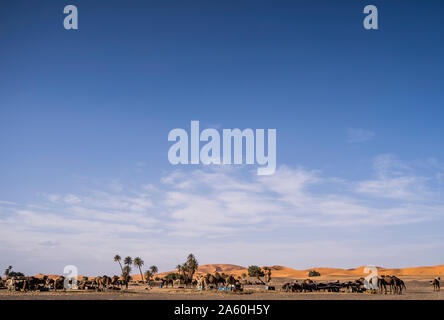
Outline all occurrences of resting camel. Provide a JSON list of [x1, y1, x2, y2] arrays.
[[93, 275, 113, 291], [77, 277, 91, 290], [281, 281, 303, 292], [300, 279, 318, 292], [432, 277, 440, 292]]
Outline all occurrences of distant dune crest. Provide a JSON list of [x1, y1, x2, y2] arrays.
[[23, 264, 444, 280], [155, 264, 444, 278]]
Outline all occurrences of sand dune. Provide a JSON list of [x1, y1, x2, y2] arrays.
[[26, 264, 444, 280], [156, 263, 444, 279], [197, 264, 246, 273]]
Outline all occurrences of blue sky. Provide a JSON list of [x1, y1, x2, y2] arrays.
[[1, 0, 444, 276]]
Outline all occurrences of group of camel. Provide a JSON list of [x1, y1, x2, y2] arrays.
[[377, 275, 406, 294], [0, 275, 130, 292], [1, 268, 441, 295], [0, 273, 243, 293], [0, 272, 413, 295], [281, 275, 434, 295], [1, 276, 66, 292], [157, 273, 246, 292], [282, 278, 366, 293]]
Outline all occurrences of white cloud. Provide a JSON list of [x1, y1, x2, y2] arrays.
[[63, 194, 82, 204], [356, 154, 435, 200], [0, 200, 16, 205], [1, 155, 444, 274]]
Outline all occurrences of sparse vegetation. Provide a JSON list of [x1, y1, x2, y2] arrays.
[[175, 253, 199, 285], [248, 265, 265, 284], [114, 255, 123, 274], [134, 257, 145, 282], [308, 270, 321, 277], [4, 266, 24, 278]]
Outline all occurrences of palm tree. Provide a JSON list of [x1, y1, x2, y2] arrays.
[[122, 257, 132, 289], [123, 265, 132, 276], [149, 265, 158, 275], [144, 270, 153, 283], [186, 253, 198, 281], [4, 266, 12, 277], [121, 265, 131, 289], [176, 264, 182, 276], [124, 256, 133, 267], [133, 257, 145, 283], [114, 255, 123, 274]]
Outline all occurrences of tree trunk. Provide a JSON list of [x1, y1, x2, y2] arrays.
[[139, 267, 144, 283]]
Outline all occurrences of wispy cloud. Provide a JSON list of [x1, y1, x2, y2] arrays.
[[0, 200, 16, 205], [356, 154, 436, 200], [1, 155, 444, 274], [347, 128, 375, 143]]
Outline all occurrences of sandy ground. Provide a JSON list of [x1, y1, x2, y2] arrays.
[[1, 276, 442, 300]]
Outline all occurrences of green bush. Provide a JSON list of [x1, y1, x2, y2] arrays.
[[308, 270, 321, 277], [248, 265, 264, 278]]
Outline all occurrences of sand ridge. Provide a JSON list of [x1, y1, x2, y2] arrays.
[[152, 263, 444, 279], [16, 264, 443, 281]]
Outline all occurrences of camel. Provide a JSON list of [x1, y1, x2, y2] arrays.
[[264, 268, 272, 283], [45, 276, 65, 291], [378, 275, 395, 294], [392, 276, 406, 294], [378, 275, 406, 294], [432, 277, 440, 292], [23, 277, 45, 291], [281, 281, 303, 292], [345, 281, 364, 293], [4, 276, 45, 292], [110, 276, 120, 288], [281, 282, 293, 292], [102, 275, 112, 289], [5, 277, 17, 291], [301, 279, 318, 292], [77, 277, 90, 290], [173, 279, 183, 287], [162, 278, 174, 288], [195, 273, 225, 290], [92, 275, 113, 291], [225, 275, 237, 286], [204, 274, 217, 289]]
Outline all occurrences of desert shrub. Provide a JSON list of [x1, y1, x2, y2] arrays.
[[248, 265, 264, 278], [165, 273, 177, 280], [308, 270, 321, 277]]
